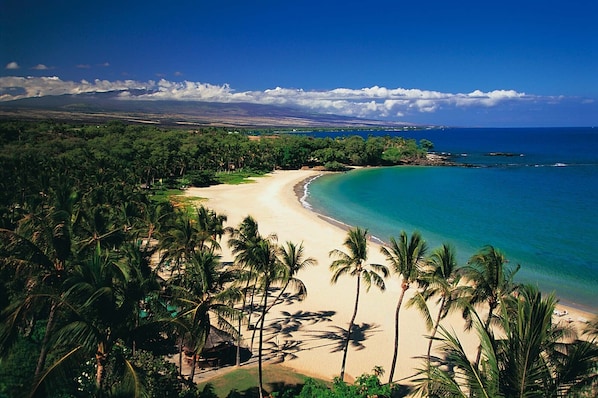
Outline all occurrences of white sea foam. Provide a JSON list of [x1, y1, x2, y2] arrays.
[[299, 174, 323, 210]]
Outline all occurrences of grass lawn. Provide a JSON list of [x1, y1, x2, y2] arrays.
[[215, 171, 268, 185], [197, 364, 328, 397], [150, 188, 205, 214]]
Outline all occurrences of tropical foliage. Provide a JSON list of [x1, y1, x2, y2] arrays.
[[329, 227, 389, 381], [0, 120, 431, 223], [1, 120, 597, 397], [412, 285, 598, 398], [381, 230, 428, 384]]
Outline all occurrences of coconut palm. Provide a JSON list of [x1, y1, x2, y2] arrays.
[[408, 243, 463, 364], [381, 230, 428, 384], [0, 181, 79, 382], [168, 250, 240, 381], [251, 236, 287, 397], [412, 284, 598, 398], [228, 216, 273, 366], [159, 210, 199, 275], [195, 205, 230, 253], [32, 244, 160, 396], [461, 245, 520, 367], [60, 245, 135, 389], [272, 241, 315, 306], [329, 226, 389, 382], [228, 216, 264, 317], [138, 201, 172, 253], [250, 240, 316, 346]]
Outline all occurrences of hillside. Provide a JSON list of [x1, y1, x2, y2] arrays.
[[0, 91, 415, 128]]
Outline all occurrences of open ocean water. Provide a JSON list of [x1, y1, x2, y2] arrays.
[[302, 128, 598, 311]]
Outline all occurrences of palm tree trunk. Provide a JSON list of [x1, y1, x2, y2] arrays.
[[248, 284, 258, 328], [259, 281, 289, 322], [251, 292, 269, 350], [474, 304, 495, 368], [178, 337, 184, 377], [340, 274, 361, 382], [34, 301, 58, 381], [250, 282, 291, 350], [388, 286, 407, 384], [189, 351, 197, 381], [236, 310, 243, 367], [427, 297, 446, 363], [96, 343, 106, 390], [258, 288, 269, 397], [236, 278, 252, 366]]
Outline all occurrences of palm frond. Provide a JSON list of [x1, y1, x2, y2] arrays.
[[31, 346, 83, 398], [407, 291, 433, 330]]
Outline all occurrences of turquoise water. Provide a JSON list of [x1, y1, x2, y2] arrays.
[[304, 128, 598, 311]]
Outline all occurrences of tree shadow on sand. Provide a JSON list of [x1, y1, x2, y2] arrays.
[[267, 310, 336, 339], [265, 339, 304, 364], [306, 322, 381, 353]]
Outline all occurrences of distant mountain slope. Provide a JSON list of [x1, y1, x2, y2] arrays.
[[0, 91, 414, 128]]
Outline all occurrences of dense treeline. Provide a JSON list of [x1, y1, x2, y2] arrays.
[[0, 120, 430, 226]]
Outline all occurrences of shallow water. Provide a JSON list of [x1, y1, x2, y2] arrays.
[[304, 128, 598, 311]]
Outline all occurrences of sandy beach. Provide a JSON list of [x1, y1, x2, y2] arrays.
[[185, 169, 595, 383]]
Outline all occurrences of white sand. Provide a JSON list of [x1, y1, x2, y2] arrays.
[[185, 169, 595, 383]]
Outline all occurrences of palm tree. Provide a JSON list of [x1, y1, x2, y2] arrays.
[[413, 284, 598, 398], [0, 181, 78, 382], [159, 210, 198, 275], [228, 216, 271, 366], [168, 250, 240, 381], [381, 230, 428, 384], [249, 236, 287, 397], [195, 205, 230, 253], [461, 245, 520, 367], [31, 244, 160, 396], [138, 201, 172, 253], [272, 241, 315, 307], [251, 240, 316, 346], [408, 243, 464, 366], [55, 245, 133, 390], [329, 226, 389, 382]]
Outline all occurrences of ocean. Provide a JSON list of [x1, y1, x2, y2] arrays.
[[300, 128, 598, 312]]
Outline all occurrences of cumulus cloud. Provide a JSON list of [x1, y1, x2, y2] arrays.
[[0, 76, 149, 101], [0, 75, 554, 119], [5, 62, 19, 70], [31, 64, 50, 70]]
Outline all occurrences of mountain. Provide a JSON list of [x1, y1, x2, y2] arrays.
[[0, 91, 414, 128]]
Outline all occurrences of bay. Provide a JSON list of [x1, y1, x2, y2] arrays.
[[303, 128, 598, 311]]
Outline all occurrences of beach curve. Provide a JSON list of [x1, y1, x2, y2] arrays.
[[184, 169, 595, 383]]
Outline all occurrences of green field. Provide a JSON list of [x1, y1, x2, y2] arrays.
[[196, 364, 328, 397]]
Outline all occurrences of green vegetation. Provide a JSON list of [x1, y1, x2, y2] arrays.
[[196, 364, 327, 397], [215, 171, 267, 185], [0, 120, 597, 397], [0, 120, 430, 222], [329, 227, 389, 381]]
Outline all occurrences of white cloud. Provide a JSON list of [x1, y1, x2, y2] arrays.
[[0, 75, 554, 120], [5, 62, 19, 70], [31, 64, 50, 70]]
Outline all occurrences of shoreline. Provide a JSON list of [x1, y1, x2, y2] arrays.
[[294, 169, 597, 316], [185, 169, 595, 383]]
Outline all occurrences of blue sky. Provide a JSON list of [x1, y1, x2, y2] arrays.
[[1, 0, 597, 127]]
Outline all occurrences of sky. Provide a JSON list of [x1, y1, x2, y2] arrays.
[[1, 0, 597, 127]]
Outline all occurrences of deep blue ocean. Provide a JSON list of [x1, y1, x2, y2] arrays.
[[301, 128, 598, 311]]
